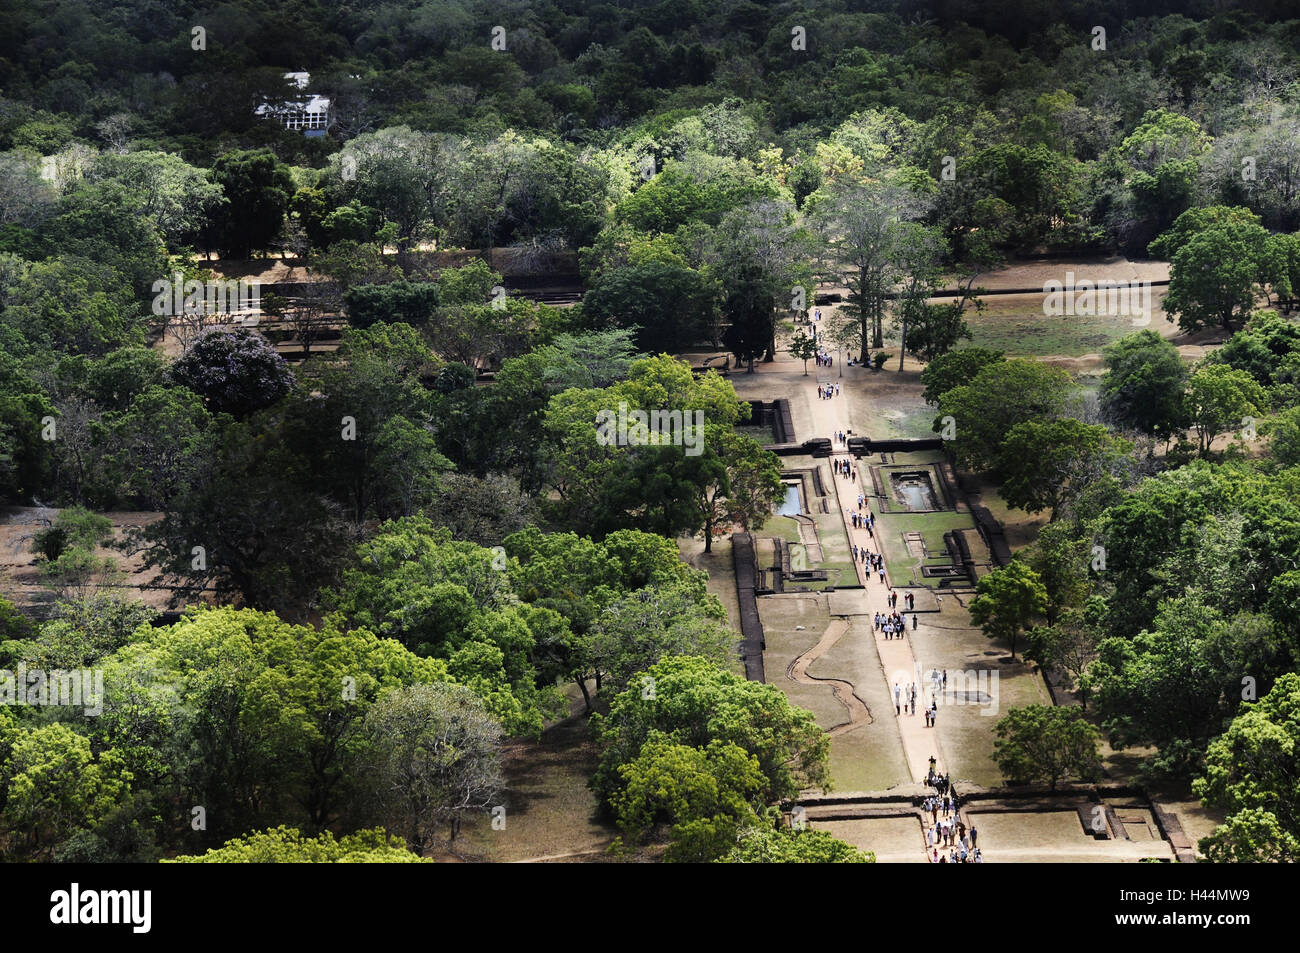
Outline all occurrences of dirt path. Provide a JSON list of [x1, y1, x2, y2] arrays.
[[786, 619, 871, 734], [514, 849, 608, 863]]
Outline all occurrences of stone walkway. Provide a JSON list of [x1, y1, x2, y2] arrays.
[[803, 375, 947, 787]]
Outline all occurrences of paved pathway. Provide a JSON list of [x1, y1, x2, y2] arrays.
[[802, 373, 947, 787]]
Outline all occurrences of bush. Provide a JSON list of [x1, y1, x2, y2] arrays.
[[170, 327, 294, 417]]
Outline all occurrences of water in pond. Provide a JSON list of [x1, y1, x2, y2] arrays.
[[777, 483, 801, 516], [891, 471, 939, 511]]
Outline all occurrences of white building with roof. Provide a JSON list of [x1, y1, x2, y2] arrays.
[[256, 72, 330, 136]]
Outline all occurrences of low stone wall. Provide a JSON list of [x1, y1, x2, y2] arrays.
[[746, 398, 795, 443], [768, 437, 832, 457], [731, 532, 766, 683], [848, 436, 946, 455], [971, 504, 1012, 566]]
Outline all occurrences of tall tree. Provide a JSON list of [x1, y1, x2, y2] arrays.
[[170, 327, 295, 419], [711, 200, 812, 366], [813, 180, 922, 351], [997, 419, 1132, 521], [1185, 364, 1267, 455], [209, 149, 295, 259], [992, 706, 1102, 791], [1194, 672, 1300, 863], [919, 347, 1005, 406], [1159, 219, 1278, 333], [934, 359, 1075, 473], [1099, 330, 1188, 442], [362, 682, 503, 850], [590, 655, 830, 811], [968, 561, 1049, 660]]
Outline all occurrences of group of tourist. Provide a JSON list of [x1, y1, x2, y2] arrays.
[[926, 760, 948, 790], [841, 480, 887, 588], [923, 792, 958, 822], [928, 820, 981, 863], [876, 609, 908, 639], [849, 508, 874, 532], [852, 545, 885, 584], [818, 381, 840, 398], [923, 669, 948, 727], [923, 773, 983, 862], [893, 680, 917, 715], [853, 546, 882, 579], [832, 456, 856, 480]]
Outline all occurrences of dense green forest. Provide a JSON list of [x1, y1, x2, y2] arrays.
[[1, 0, 1299, 864]]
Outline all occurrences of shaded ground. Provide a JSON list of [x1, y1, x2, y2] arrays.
[[457, 700, 618, 863]]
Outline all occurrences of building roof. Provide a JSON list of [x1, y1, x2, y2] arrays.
[[254, 72, 330, 120]]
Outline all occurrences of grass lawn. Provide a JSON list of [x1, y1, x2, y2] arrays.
[[762, 514, 802, 544], [963, 290, 1168, 357], [877, 510, 981, 589], [809, 505, 858, 582]]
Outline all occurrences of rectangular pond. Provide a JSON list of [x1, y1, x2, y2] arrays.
[[777, 482, 802, 516], [889, 470, 940, 512]]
